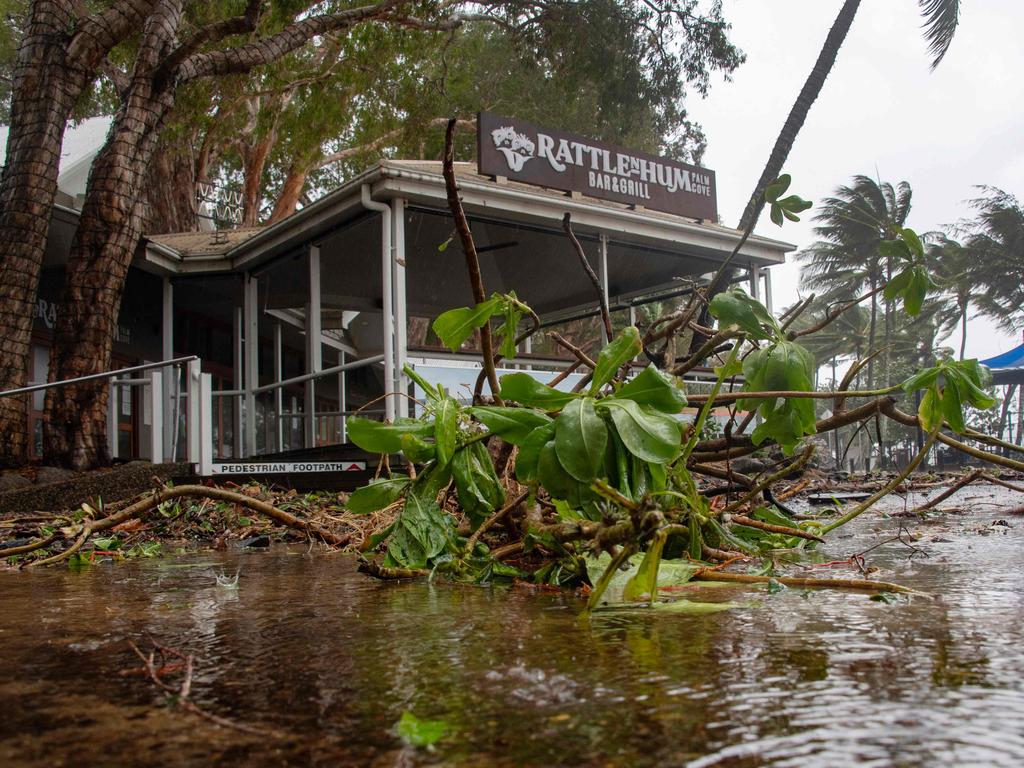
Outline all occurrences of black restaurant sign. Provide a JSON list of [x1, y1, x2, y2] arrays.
[[477, 112, 717, 221]]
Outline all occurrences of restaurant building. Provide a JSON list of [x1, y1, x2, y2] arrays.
[[21, 115, 794, 479]]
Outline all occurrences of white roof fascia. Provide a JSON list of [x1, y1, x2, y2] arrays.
[[374, 163, 793, 266]]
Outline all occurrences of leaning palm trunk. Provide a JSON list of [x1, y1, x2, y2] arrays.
[[736, 0, 861, 232]]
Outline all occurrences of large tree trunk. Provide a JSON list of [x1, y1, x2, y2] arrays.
[[0, 2, 87, 467], [43, 3, 182, 469], [0, 0, 153, 467], [268, 160, 310, 223], [146, 142, 201, 233], [240, 134, 276, 226]]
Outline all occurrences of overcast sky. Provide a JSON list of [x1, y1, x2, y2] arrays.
[[687, 0, 1023, 361]]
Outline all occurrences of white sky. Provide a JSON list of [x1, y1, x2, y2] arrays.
[[687, 0, 1024, 362]]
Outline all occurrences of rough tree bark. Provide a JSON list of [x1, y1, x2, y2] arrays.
[[42, 0, 429, 467], [0, 0, 154, 468], [44, 0, 183, 467]]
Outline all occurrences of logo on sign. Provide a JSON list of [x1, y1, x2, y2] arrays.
[[491, 125, 535, 172]]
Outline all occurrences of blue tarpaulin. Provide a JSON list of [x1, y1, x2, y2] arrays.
[[980, 343, 1024, 385]]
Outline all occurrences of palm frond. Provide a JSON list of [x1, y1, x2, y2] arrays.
[[918, 0, 961, 70]]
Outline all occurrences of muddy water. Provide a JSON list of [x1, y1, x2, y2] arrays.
[[2, 485, 1023, 767]]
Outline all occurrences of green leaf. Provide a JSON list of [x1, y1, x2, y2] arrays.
[[469, 406, 552, 446], [614, 365, 687, 412], [396, 711, 448, 748], [763, 174, 791, 203], [883, 266, 914, 303], [589, 326, 641, 393], [494, 303, 522, 360], [941, 378, 966, 433], [433, 397, 458, 467], [537, 439, 591, 506], [900, 227, 925, 259], [901, 366, 941, 393], [498, 373, 578, 410], [918, 387, 944, 432], [554, 397, 608, 482], [623, 531, 666, 602], [400, 493, 450, 562], [879, 238, 912, 262], [347, 475, 410, 514], [451, 442, 505, 527], [599, 399, 681, 463], [347, 417, 433, 454], [709, 288, 779, 340], [431, 297, 502, 352], [515, 421, 556, 483], [401, 432, 436, 464]]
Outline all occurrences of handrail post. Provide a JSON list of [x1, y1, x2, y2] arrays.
[[149, 370, 164, 464], [108, 380, 119, 460], [198, 372, 214, 476], [186, 358, 201, 464]]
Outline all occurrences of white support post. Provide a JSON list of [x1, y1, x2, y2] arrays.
[[148, 371, 164, 464], [749, 265, 761, 301], [392, 198, 409, 418], [107, 381, 119, 460], [186, 358, 201, 464], [764, 268, 774, 314], [362, 185, 395, 422], [274, 322, 283, 452], [339, 349, 347, 443], [244, 273, 258, 457], [599, 234, 610, 343], [232, 304, 243, 457], [198, 372, 214, 476], [161, 277, 174, 457], [305, 245, 322, 448]]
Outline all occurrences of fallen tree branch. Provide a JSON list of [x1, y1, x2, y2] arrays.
[[691, 569, 923, 596], [563, 213, 613, 341], [24, 485, 349, 568]]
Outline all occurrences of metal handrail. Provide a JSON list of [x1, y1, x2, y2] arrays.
[[251, 354, 384, 394], [0, 355, 199, 398]]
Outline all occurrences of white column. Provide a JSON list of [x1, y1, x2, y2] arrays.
[[338, 349, 347, 443], [599, 234, 610, 343], [232, 305, 243, 457], [274, 322, 283, 452], [305, 244, 322, 447], [392, 198, 409, 418], [198, 372, 214, 476], [749, 266, 761, 302], [148, 371, 163, 464], [161, 277, 174, 457], [107, 382, 119, 460], [243, 274, 259, 457], [186, 358, 201, 464], [381, 212, 395, 422], [764, 268, 774, 314]]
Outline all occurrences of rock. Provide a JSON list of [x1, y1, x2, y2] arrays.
[[34, 466, 79, 486], [241, 535, 271, 548], [0, 473, 32, 492]]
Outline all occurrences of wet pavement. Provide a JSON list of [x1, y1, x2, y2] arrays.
[[1, 484, 1022, 766]]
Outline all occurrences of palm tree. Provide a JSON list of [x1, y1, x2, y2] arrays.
[[737, 0, 962, 232], [924, 236, 977, 360], [962, 188, 1024, 334], [797, 175, 912, 389]]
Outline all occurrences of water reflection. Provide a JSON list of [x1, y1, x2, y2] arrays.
[[1, 488, 1023, 766]]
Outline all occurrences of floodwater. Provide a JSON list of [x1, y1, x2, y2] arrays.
[[2, 485, 1023, 767]]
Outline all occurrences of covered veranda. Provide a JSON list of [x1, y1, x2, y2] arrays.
[[143, 160, 793, 475]]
